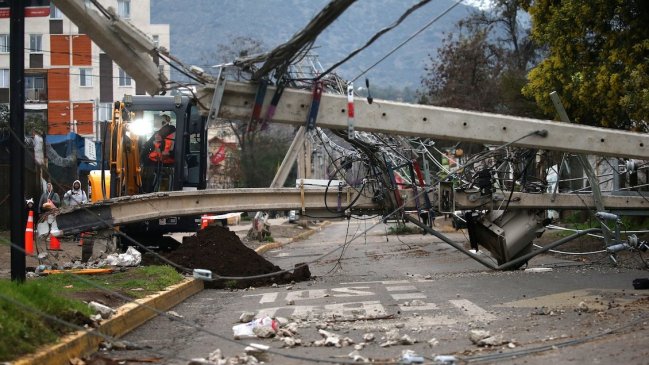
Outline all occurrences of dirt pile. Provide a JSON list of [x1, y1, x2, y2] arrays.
[[164, 226, 296, 289]]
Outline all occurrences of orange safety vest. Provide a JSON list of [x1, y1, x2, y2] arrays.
[[149, 132, 175, 164]]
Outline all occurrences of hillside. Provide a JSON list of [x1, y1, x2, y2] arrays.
[[150, 0, 474, 89]]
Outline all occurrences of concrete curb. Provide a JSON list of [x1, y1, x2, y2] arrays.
[[15, 278, 204, 365], [255, 221, 331, 255]]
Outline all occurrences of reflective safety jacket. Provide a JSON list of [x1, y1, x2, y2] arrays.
[[148, 132, 175, 164]]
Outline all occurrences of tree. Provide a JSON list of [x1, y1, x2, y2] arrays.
[[421, 1, 542, 117], [522, 0, 649, 129]]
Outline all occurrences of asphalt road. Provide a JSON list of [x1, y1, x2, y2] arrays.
[[106, 219, 649, 365]]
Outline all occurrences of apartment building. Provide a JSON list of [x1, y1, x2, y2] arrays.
[[0, 0, 170, 137]]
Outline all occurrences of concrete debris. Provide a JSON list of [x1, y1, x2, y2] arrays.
[[313, 339, 326, 347], [286, 285, 294, 290], [469, 329, 490, 344], [379, 340, 399, 347], [276, 317, 289, 327], [278, 334, 303, 347], [469, 330, 505, 346], [385, 329, 401, 341], [107, 340, 146, 351], [363, 333, 375, 342], [276, 328, 293, 337], [252, 325, 275, 338], [428, 338, 439, 347], [88, 301, 115, 319], [285, 322, 299, 334], [508, 342, 517, 348], [347, 350, 369, 362], [90, 313, 102, 322], [272, 283, 278, 287], [577, 301, 589, 312], [167, 310, 184, 319], [239, 312, 256, 323], [409, 299, 427, 306], [287, 299, 295, 305], [244, 344, 269, 362], [318, 329, 342, 347], [187, 359, 215, 365], [424, 275, 432, 280], [354, 344, 364, 351], [479, 335, 505, 347]]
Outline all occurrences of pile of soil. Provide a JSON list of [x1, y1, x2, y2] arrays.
[[164, 226, 302, 289]]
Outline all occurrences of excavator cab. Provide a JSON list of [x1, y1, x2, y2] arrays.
[[93, 94, 208, 248]]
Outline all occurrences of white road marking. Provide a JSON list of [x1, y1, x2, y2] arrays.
[[255, 300, 387, 318], [341, 280, 410, 285], [385, 285, 418, 292], [399, 302, 439, 311], [449, 299, 496, 321], [242, 292, 278, 304], [391, 293, 427, 300]]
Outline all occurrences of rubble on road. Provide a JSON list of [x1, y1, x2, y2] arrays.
[[163, 225, 302, 288]]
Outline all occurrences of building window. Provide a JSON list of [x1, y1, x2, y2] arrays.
[[98, 102, 112, 121], [0, 69, 9, 88], [152, 34, 159, 48], [50, 4, 63, 19], [80, 68, 93, 87], [118, 68, 132, 86], [0, 34, 8, 53], [29, 34, 43, 53], [117, 0, 130, 18]]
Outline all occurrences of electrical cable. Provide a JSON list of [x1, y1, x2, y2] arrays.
[[316, 0, 433, 80], [351, 0, 464, 82], [463, 313, 649, 364]]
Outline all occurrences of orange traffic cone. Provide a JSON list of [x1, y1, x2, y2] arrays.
[[201, 215, 209, 229], [25, 210, 34, 255], [49, 234, 61, 250]]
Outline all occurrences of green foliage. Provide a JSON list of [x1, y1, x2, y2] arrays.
[[263, 235, 275, 242], [40, 265, 184, 299], [387, 223, 421, 235], [0, 105, 47, 135], [420, 1, 543, 118], [522, 0, 649, 129], [0, 280, 93, 361]]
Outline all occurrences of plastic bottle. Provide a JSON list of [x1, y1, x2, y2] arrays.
[[232, 316, 278, 338]]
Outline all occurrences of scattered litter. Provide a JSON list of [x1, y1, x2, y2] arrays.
[[166, 310, 183, 319], [401, 349, 424, 364], [105, 246, 142, 267], [88, 301, 115, 319], [276, 316, 289, 327], [232, 316, 278, 339]]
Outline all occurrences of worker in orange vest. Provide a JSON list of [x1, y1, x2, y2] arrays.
[[148, 112, 176, 165]]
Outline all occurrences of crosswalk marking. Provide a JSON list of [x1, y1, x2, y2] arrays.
[[385, 285, 418, 291], [391, 293, 427, 300], [399, 302, 438, 311], [449, 299, 496, 321]]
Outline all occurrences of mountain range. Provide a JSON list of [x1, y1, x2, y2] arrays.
[[150, 0, 476, 89]]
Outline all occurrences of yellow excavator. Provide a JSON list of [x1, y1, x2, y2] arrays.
[[87, 95, 208, 249]]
